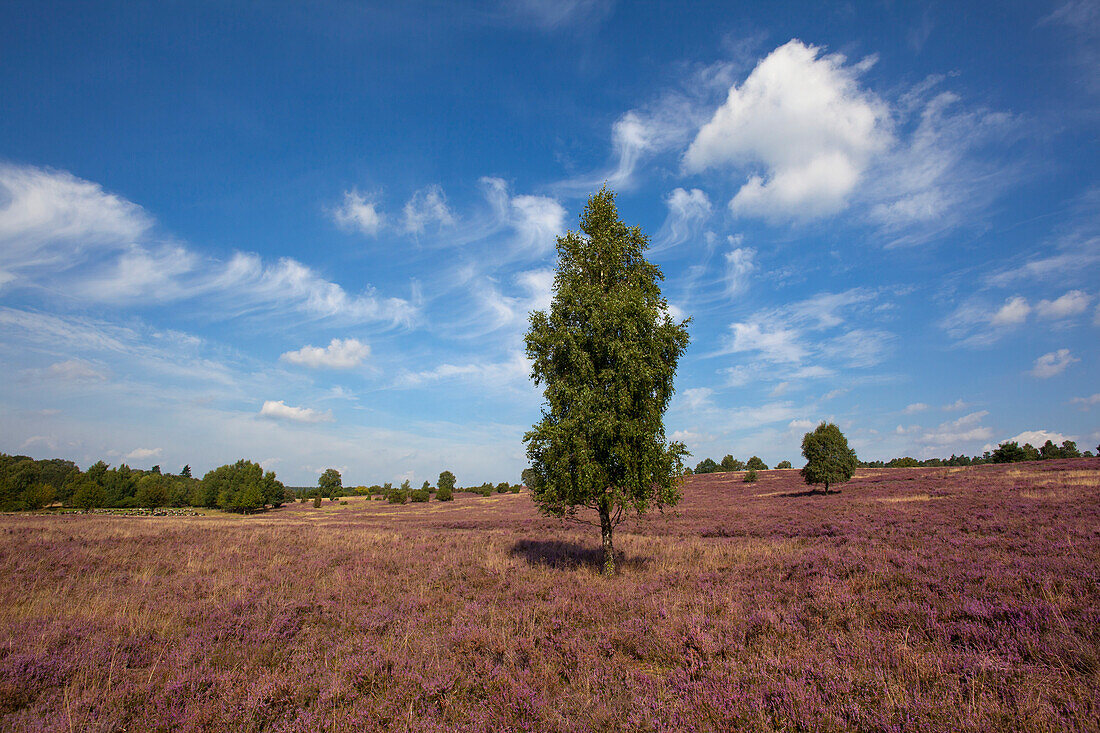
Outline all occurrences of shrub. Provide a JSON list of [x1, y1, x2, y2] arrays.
[[313, 495, 322, 508], [496, 482, 510, 494], [775, 460, 792, 469], [746, 456, 767, 471], [409, 489, 429, 503], [743, 469, 758, 483], [436, 483, 453, 501], [509, 484, 521, 494], [388, 490, 408, 504], [438, 471, 456, 495]]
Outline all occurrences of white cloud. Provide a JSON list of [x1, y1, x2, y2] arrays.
[[1070, 393, 1100, 409], [996, 429, 1073, 449], [684, 40, 890, 220], [480, 178, 565, 256], [22, 358, 110, 383], [941, 399, 970, 412], [259, 400, 334, 424], [403, 185, 455, 234], [0, 164, 152, 271], [332, 190, 383, 236], [917, 410, 994, 448], [1035, 290, 1091, 319], [515, 269, 555, 312], [501, 0, 614, 30], [866, 88, 1019, 247], [989, 296, 1031, 326], [125, 447, 162, 461], [1029, 348, 1078, 378], [724, 241, 756, 297], [823, 328, 894, 368], [396, 350, 531, 391], [679, 387, 714, 411], [726, 321, 807, 363], [280, 338, 370, 369], [658, 188, 712, 248], [903, 402, 929, 414], [788, 419, 813, 431]]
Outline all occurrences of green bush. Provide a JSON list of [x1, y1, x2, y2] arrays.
[[436, 483, 453, 501], [509, 484, 521, 494], [775, 460, 792, 469], [409, 489, 429, 502], [388, 490, 408, 504], [743, 468, 758, 483]]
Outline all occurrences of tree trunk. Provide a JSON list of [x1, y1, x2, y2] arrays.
[[599, 505, 616, 576]]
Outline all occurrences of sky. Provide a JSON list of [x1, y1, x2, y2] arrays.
[[1, 0, 1097, 486]]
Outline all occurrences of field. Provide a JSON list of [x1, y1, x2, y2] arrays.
[[1, 460, 1098, 732]]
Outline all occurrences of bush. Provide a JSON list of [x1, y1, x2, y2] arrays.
[[775, 460, 792, 469], [746, 456, 767, 471], [436, 483, 453, 501], [409, 489, 429, 502], [744, 468, 758, 483], [388, 490, 408, 504], [509, 484, 521, 494], [313, 495, 322, 508], [495, 482, 510, 494]]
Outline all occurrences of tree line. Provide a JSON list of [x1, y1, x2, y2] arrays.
[[0, 455, 290, 513], [289, 468, 524, 507], [859, 439, 1092, 468], [688, 455, 792, 475]]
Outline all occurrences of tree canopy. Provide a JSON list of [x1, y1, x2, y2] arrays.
[[800, 422, 858, 494], [524, 187, 689, 574]]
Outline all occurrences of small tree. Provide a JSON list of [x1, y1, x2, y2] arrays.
[[746, 456, 767, 471], [524, 187, 689, 574], [180, 464, 192, 478], [695, 458, 719, 474], [319, 468, 342, 499], [775, 460, 792, 469], [438, 471, 456, 494], [992, 441, 1027, 463], [800, 422, 857, 494], [743, 468, 758, 483]]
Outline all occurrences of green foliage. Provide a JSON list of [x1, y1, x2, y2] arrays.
[[72, 480, 106, 510], [409, 489, 430, 502], [313, 495, 322, 508], [400, 479, 411, 492], [136, 474, 169, 508], [775, 460, 792, 469], [421, 480, 432, 493], [720, 455, 746, 472], [745, 456, 767, 471], [682, 466, 693, 476], [694, 458, 720, 474], [0, 454, 79, 510], [524, 188, 689, 574], [743, 468, 758, 483], [438, 471, 456, 494], [520, 468, 539, 490], [800, 422, 858, 494], [495, 482, 510, 494], [509, 484, 521, 494], [180, 464, 192, 478], [200, 460, 286, 513], [991, 441, 1028, 463], [436, 481, 453, 501], [886, 457, 920, 468], [318, 468, 342, 498], [388, 490, 408, 504]]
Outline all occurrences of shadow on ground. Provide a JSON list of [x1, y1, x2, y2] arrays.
[[509, 539, 649, 572], [777, 489, 841, 498]]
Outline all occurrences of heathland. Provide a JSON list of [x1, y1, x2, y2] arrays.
[[2, 459, 1098, 731]]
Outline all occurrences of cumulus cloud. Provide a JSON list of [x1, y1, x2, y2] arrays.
[[403, 185, 455, 234], [903, 402, 929, 414], [259, 400, 334, 423], [332, 190, 383, 236], [684, 40, 890, 221], [125, 447, 162, 460], [679, 387, 714, 411], [989, 296, 1031, 326], [280, 338, 370, 369], [1029, 349, 1078, 378], [995, 429, 1073, 448], [1035, 289, 1091, 319]]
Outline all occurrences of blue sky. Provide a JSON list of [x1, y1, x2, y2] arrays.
[[1, 0, 1097, 485]]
